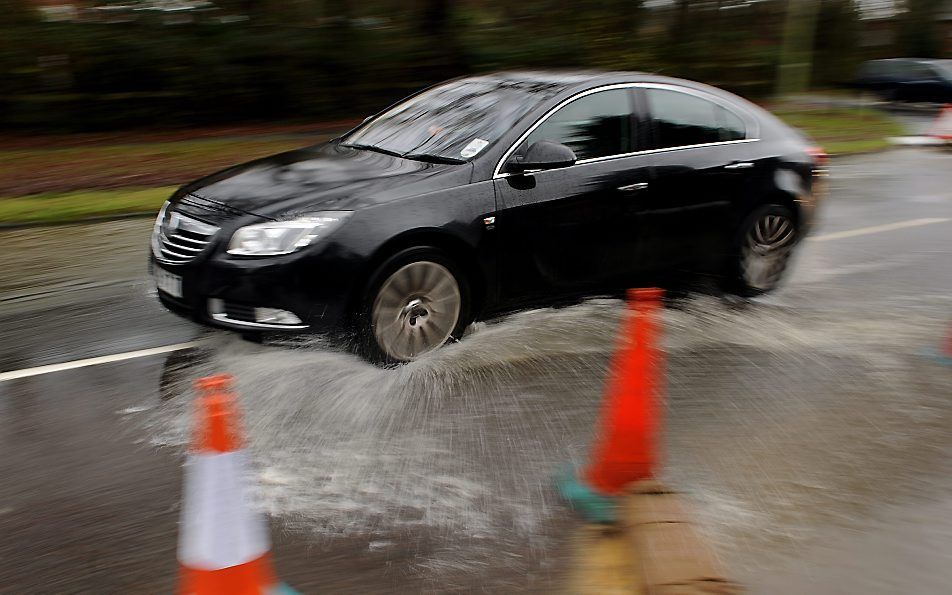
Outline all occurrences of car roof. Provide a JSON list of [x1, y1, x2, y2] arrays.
[[457, 70, 731, 96], [458, 70, 768, 125]]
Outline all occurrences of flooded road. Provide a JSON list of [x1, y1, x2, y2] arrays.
[[2, 147, 951, 593]]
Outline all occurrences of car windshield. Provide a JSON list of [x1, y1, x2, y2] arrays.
[[342, 78, 561, 163]]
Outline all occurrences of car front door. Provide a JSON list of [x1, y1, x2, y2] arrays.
[[492, 87, 652, 305], [638, 86, 760, 273]]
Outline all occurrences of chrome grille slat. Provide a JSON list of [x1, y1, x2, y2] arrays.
[[151, 205, 219, 264], [161, 236, 203, 252], [167, 233, 206, 247], [161, 246, 193, 260]]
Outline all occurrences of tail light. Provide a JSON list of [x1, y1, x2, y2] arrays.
[[807, 146, 829, 177]]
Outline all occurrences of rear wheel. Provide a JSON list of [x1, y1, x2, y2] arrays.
[[727, 204, 798, 296], [358, 247, 470, 364]]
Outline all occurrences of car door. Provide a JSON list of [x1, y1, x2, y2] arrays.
[[492, 87, 652, 304], [638, 86, 759, 271]]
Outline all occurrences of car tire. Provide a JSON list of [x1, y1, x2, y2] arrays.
[[357, 246, 471, 364], [725, 203, 799, 297]]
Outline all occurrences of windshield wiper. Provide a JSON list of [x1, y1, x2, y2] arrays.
[[341, 143, 404, 158], [403, 153, 466, 165], [343, 143, 465, 165]]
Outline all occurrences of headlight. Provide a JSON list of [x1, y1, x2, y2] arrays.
[[151, 201, 171, 257], [227, 212, 350, 256]]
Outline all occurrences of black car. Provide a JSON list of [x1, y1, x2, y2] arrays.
[[151, 71, 824, 362], [853, 58, 952, 103]]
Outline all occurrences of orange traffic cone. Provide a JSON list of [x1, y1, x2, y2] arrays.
[[584, 287, 665, 494], [178, 375, 297, 595], [556, 288, 665, 523], [928, 104, 952, 141]]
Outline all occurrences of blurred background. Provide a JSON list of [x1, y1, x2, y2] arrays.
[[0, 0, 949, 220], [2, 1, 952, 594], [2, 0, 950, 222], [2, 0, 950, 128]]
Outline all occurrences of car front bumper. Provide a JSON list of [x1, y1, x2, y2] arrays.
[[149, 247, 359, 335]]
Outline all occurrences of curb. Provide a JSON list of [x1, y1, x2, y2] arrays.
[[568, 481, 740, 594], [624, 482, 740, 594]]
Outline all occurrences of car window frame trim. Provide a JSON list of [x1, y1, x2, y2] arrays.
[[492, 82, 761, 179]]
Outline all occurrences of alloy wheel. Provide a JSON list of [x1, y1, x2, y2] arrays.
[[371, 261, 461, 361], [741, 213, 796, 290]]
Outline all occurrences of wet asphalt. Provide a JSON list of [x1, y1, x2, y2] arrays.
[[1, 145, 951, 594]]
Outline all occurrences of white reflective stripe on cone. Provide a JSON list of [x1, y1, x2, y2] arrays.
[[178, 450, 271, 570]]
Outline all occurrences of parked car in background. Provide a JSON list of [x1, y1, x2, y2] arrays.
[[853, 58, 952, 103], [150, 71, 825, 363]]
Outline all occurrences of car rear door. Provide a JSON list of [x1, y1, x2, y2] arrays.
[[492, 86, 653, 304], [637, 85, 760, 272]]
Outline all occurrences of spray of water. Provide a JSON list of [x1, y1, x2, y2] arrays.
[[128, 291, 952, 582]]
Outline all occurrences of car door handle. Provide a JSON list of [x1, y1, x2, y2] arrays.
[[617, 182, 649, 192], [724, 161, 755, 170]]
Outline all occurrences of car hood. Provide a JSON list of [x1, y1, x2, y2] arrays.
[[177, 142, 472, 220]]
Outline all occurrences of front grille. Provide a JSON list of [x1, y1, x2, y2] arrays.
[[152, 203, 220, 264]]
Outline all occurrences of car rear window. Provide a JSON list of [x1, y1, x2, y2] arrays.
[[647, 88, 746, 148]]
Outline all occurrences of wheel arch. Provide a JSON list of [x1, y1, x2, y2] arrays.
[[740, 163, 809, 230], [348, 227, 488, 321]]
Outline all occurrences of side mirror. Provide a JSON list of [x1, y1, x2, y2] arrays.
[[504, 140, 576, 174]]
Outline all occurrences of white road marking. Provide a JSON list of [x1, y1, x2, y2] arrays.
[[810, 218, 950, 242], [0, 341, 199, 383]]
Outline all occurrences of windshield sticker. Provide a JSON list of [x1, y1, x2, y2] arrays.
[[460, 138, 489, 158]]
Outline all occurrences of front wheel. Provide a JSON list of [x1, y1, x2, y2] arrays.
[[726, 204, 798, 296], [358, 247, 470, 364]]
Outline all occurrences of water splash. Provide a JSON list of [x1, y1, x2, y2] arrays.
[[131, 291, 952, 582]]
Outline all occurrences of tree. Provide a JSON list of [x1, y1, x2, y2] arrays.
[[0, 0, 37, 25], [898, 0, 945, 57]]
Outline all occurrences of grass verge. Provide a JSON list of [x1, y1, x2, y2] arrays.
[[0, 186, 175, 226], [0, 136, 324, 196], [769, 103, 905, 155]]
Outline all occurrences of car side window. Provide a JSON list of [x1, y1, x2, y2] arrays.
[[646, 88, 723, 148], [717, 106, 746, 141], [906, 62, 934, 80], [647, 88, 747, 148], [525, 89, 632, 161], [921, 64, 942, 81]]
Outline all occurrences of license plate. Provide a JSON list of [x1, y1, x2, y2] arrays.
[[154, 267, 183, 298]]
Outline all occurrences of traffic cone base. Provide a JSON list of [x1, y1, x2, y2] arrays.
[[555, 465, 618, 524], [179, 555, 275, 595], [924, 348, 952, 366]]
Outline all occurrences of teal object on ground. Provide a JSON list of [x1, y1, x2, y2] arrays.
[[924, 349, 952, 366], [555, 465, 619, 524], [269, 583, 301, 595]]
